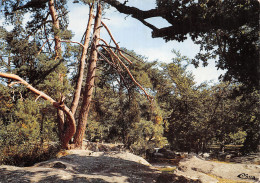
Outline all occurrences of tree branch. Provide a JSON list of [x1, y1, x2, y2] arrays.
[[0, 72, 76, 149], [37, 39, 86, 55], [59, 40, 85, 48], [102, 0, 164, 19], [97, 44, 144, 63], [102, 0, 256, 42], [97, 39, 153, 102]]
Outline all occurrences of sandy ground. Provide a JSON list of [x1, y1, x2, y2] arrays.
[[0, 150, 259, 183], [0, 150, 161, 183], [176, 156, 260, 183]]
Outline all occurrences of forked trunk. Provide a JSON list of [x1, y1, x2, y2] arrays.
[[0, 72, 76, 150], [73, 3, 102, 148]]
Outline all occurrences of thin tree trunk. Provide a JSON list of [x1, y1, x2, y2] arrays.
[[48, 0, 61, 58], [48, 0, 66, 143], [70, 4, 94, 115], [73, 3, 102, 148]]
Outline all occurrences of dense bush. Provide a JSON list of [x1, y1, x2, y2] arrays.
[[0, 97, 59, 166]]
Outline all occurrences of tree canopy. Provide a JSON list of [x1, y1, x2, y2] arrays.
[[103, 0, 259, 90], [0, 0, 259, 166], [2, 0, 259, 89]]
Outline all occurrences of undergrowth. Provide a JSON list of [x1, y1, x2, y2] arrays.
[[0, 142, 60, 167]]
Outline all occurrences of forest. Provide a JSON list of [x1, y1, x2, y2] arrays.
[[0, 0, 259, 166]]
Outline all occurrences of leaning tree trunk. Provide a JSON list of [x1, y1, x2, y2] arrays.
[[73, 3, 102, 149], [70, 4, 94, 115]]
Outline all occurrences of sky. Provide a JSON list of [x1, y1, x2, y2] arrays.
[[67, 0, 226, 85], [0, 0, 226, 85]]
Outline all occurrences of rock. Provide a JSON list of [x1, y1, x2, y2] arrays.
[[156, 172, 201, 183], [176, 156, 260, 182], [1, 148, 259, 183], [151, 148, 176, 159], [175, 169, 218, 183], [202, 153, 210, 158], [0, 150, 159, 182], [154, 152, 165, 158], [187, 152, 198, 158], [225, 154, 232, 159], [52, 162, 67, 169]]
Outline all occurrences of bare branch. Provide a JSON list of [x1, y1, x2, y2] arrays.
[[97, 21, 152, 101], [97, 44, 144, 63], [97, 41, 153, 101], [101, 0, 161, 32], [99, 38, 132, 65], [101, 21, 118, 46], [37, 39, 86, 55], [102, 0, 163, 21], [98, 50, 116, 67], [37, 39, 50, 55], [35, 94, 42, 102], [100, 45, 124, 71], [0, 72, 76, 149], [114, 53, 153, 101], [8, 81, 23, 87], [101, 22, 134, 65], [59, 40, 85, 48]]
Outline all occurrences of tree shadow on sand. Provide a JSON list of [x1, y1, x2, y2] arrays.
[[0, 152, 199, 183]]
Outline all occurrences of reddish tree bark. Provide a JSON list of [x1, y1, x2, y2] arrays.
[[73, 3, 102, 148], [48, 0, 67, 143], [70, 4, 95, 115], [48, 0, 61, 58], [0, 73, 76, 149], [1, 2, 151, 150]]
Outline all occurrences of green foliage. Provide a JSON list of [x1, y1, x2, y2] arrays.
[[229, 131, 247, 145], [85, 120, 108, 142], [84, 49, 168, 155], [129, 120, 168, 155], [103, 0, 259, 90], [0, 1, 258, 162], [0, 97, 59, 166], [88, 48, 258, 154], [191, 1, 259, 90]]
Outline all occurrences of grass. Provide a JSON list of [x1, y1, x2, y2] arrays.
[[209, 159, 235, 164]]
